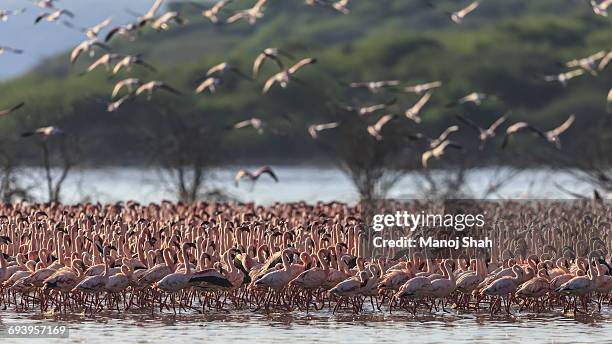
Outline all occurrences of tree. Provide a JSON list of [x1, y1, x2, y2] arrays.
[[314, 108, 418, 211], [34, 135, 77, 203], [148, 108, 224, 203], [0, 145, 31, 202], [563, 117, 612, 194]]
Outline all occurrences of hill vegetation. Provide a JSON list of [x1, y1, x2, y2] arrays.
[[0, 0, 610, 166]]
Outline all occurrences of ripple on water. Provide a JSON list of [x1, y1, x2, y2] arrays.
[[0, 308, 611, 344]]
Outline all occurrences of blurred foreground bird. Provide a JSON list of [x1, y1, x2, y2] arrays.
[[113, 55, 156, 75], [305, 0, 351, 14], [422, 140, 462, 168], [189, 0, 232, 24], [0, 8, 26, 22], [502, 114, 575, 150], [63, 17, 112, 39], [33, 0, 59, 9], [253, 48, 293, 77], [447, 92, 487, 107], [231, 118, 267, 134], [590, 0, 612, 16], [105, 23, 142, 42], [332, 0, 351, 14], [207, 62, 252, 81], [263, 58, 317, 93], [455, 113, 507, 150], [21, 126, 64, 139], [427, 125, 459, 149], [544, 69, 584, 86], [367, 114, 396, 140], [404, 81, 442, 94], [138, 0, 164, 26], [404, 91, 432, 123], [195, 77, 221, 94], [135, 81, 182, 100], [151, 12, 187, 31], [235, 166, 278, 186], [0, 102, 25, 116], [597, 51, 612, 71], [84, 53, 122, 73], [349, 80, 400, 93], [566, 51, 606, 76], [70, 39, 110, 64], [85, 17, 112, 38], [35, 9, 74, 24], [450, 1, 480, 24], [342, 99, 396, 117], [106, 95, 134, 112], [0, 46, 23, 55], [112, 78, 142, 98], [308, 122, 339, 139], [227, 0, 267, 24]]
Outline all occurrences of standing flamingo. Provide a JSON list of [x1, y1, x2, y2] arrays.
[[72, 246, 115, 312], [329, 270, 369, 313], [428, 260, 457, 312], [555, 252, 599, 313], [481, 265, 523, 314]]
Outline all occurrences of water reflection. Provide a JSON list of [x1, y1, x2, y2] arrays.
[[1, 308, 610, 344]]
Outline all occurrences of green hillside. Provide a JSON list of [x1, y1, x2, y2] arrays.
[[0, 0, 610, 165]]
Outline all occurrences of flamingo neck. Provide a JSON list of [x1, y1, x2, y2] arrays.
[[475, 259, 482, 278], [163, 249, 174, 270], [444, 261, 455, 283], [73, 261, 83, 277], [317, 250, 328, 271], [103, 254, 109, 276], [183, 248, 191, 275], [281, 250, 290, 271], [426, 258, 433, 273], [224, 252, 234, 273]]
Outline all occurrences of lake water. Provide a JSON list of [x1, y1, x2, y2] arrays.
[[21, 166, 598, 204], [1, 307, 611, 343]]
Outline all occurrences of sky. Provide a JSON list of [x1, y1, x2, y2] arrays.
[[0, 0, 163, 80]]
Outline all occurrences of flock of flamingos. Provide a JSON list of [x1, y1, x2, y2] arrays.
[[0, 0, 611, 322], [0, 200, 610, 316]]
